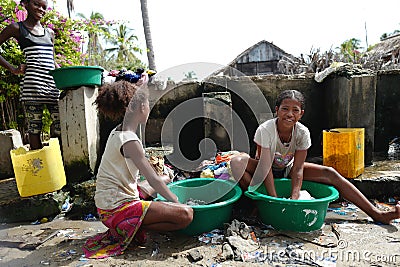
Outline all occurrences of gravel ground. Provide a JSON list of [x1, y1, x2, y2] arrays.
[[0, 202, 399, 267]]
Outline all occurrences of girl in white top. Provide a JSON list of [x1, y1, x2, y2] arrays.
[[83, 80, 193, 259], [231, 89, 400, 224]]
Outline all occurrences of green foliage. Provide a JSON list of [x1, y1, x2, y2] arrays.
[[183, 71, 197, 81], [44, 10, 86, 66], [0, 0, 26, 93], [0, 0, 125, 132], [42, 8, 114, 67], [380, 29, 400, 41], [337, 38, 363, 63], [77, 12, 106, 66], [104, 23, 145, 70], [42, 105, 52, 138]]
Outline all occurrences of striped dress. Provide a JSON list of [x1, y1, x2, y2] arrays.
[[17, 22, 59, 103]]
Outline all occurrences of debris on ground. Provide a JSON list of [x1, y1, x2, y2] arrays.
[[187, 248, 203, 262]]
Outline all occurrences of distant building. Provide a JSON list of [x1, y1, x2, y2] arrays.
[[365, 33, 400, 69], [214, 40, 292, 76]]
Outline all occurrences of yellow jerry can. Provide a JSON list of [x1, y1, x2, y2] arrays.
[[323, 128, 364, 178], [10, 138, 66, 197]]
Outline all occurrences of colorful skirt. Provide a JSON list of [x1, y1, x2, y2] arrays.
[[82, 200, 151, 259]]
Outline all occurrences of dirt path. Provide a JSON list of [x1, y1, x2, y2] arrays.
[[0, 207, 399, 267]]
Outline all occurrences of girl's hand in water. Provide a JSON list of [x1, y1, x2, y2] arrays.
[[290, 191, 300, 200]]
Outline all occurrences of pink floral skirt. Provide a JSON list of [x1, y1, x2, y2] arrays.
[[82, 200, 151, 259]]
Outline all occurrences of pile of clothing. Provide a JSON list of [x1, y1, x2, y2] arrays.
[[199, 151, 242, 180]]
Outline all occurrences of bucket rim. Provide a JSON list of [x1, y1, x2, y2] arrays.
[[159, 178, 242, 209], [49, 65, 104, 73], [245, 178, 339, 204]]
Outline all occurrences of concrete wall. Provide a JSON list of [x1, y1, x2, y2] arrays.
[[145, 74, 325, 161], [1, 72, 397, 180], [249, 75, 326, 157], [0, 130, 23, 179], [323, 75, 376, 165], [144, 73, 378, 166], [59, 71, 399, 177], [375, 70, 400, 153], [203, 92, 233, 153], [145, 81, 203, 146]]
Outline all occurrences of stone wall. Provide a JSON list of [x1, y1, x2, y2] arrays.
[[323, 75, 376, 165], [145, 74, 325, 163], [248, 75, 326, 157], [0, 130, 23, 179], [375, 70, 400, 153], [1, 71, 398, 180], [144, 73, 380, 166]]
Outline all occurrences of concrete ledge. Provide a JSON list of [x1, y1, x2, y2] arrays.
[[350, 175, 400, 201], [0, 160, 398, 223], [350, 161, 400, 201], [0, 178, 62, 223]]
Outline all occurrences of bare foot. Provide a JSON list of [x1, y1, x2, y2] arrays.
[[375, 202, 400, 224]]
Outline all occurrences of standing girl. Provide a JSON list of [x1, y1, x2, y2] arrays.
[[231, 89, 400, 224], [83, 80, 193, 259], [0, 0, 60, 149]]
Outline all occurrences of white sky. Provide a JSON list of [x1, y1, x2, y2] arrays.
[[52, 0, 399, 80]]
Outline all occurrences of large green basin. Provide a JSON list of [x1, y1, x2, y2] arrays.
[[49, 66, 103, 89], [157, 178, 242, 235], [245, 178, 339, 232]]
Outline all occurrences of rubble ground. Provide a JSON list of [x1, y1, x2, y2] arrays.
[[0, 201, 399, 267]]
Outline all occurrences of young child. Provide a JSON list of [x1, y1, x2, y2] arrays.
[[83, 80, 193, 259], [230, 89, 400, 224], [0, 0, 60, 150]]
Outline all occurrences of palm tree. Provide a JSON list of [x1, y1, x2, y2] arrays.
[[106, 24, 142, 64], [77, 12, 108, 66], [140, 0, 156, 71], [67, 0, 74, 18]]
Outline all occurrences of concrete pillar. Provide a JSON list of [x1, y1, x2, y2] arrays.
[[59, 86, 99, 180], [203, 92, 233, 152], [324, 75, 376, 165], [0, 129, 23, 179]]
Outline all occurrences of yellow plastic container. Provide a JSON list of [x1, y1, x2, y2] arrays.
[[10, 138, 66, 197], [323, 128, 364, 178]]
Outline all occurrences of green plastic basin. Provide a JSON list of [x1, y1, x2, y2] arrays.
[[157, 178, 242, 235], [49, 66, 104, 89], [245, 178, 339, 232]]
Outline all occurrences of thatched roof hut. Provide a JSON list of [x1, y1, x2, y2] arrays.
[[365, 33, 400, 69]]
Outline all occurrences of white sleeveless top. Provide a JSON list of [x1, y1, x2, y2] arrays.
[[94, 128, 141, 210]]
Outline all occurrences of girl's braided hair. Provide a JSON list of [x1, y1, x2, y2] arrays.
[[94, 80, 148, 122]]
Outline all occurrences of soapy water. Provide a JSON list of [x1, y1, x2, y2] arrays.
[[183, 198, 222, 206], [184, 198, 208, 206], [388, 142, 400, 160]]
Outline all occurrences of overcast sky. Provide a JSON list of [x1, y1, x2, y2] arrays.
[[53, 0, 399, 79]]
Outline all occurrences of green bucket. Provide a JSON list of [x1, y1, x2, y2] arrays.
[[245, 179, 339, 232], [49, 66, 104, 90], [157, 178, 242, 236]]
